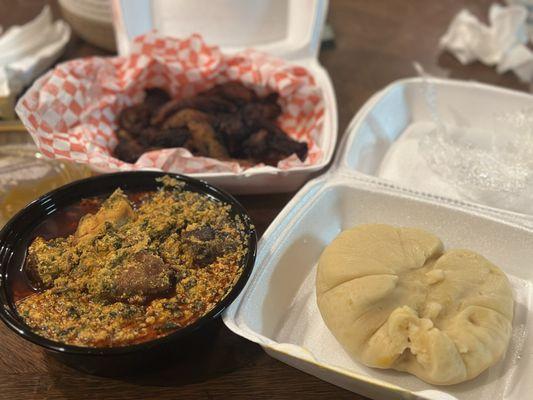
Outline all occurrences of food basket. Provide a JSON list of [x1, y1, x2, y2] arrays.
[[223, 77, 533, 400], [109, 0, 336, 194]]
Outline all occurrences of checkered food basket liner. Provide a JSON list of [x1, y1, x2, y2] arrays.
[[16, 33, 325, 174]]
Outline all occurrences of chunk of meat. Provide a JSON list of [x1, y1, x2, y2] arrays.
[[263, 92, 280, 105], [116, 88, 169, 140], [205, 82, 257, 105], [151, 96, 237, 126], [215, 112, 245, 136], [161, 109, 212, 129], [118, 105, 151, 135], [187, 120, 229, 159], [89, 251, 175, 304], [143, 88, 171, 112], [113, 139, 144, 163], [113, 132, 146, 163], [75, 189, 135, 245], [241, 101, 282, 125], [241, 129, 269, 159], [182, 225, 224, 267], [266, 123, 308, 161], [185, 225, 216, 241], [214, 113, 251, 156], [113, 252, 175, 304], [138, 127, 191, 148], [157, 109, 228, 158], [116, 128, 134, 141], [241, 123, 308, 165]]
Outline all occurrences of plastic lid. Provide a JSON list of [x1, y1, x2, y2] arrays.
[[112, 0, 328, 60]]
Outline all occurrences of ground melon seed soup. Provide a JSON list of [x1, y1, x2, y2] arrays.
[[15, 176, 247, 347]]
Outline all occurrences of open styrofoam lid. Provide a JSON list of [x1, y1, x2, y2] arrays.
[[111, 0, 328, 60]]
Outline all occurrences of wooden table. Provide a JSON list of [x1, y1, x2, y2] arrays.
[[0, 1, 528, 399]]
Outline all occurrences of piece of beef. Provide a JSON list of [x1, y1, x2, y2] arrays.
[[262, 92, 280, 105], [156, 109, 227, 159], [118, 105, 151, 136], [241, 123, 308, 166], [241, 102, 282, 128], [117, 89, 169, 139], [241, 129, 270, 160], [182, 225, 223, 267], [266, 124, 308, 162], [161, 108, 212, 129], [215, 112, 245, 136], [106, 252, 175, 304], [214, 112, 251, 156], [113, 137, 146, 163], [152, 95, 237, 126], [144, 88, 171, 112], [187, 120, 229, 159], [138, 127, 191, 148], [205, 82, 257, 105], [185, 225, 216, 241]]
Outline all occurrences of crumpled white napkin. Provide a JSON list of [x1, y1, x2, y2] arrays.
[[440, 3, 533, 82], [0, 6, 70, 118]]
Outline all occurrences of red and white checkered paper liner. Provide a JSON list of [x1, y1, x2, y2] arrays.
[[16, 33, 325, 174]]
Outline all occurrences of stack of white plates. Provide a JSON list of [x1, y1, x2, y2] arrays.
[[0, 6, 70, 119]]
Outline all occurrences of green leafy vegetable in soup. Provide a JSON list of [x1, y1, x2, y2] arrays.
[[17, 177, 247, 347]]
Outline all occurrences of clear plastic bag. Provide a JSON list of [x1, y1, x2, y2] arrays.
[[0, 133, 90, 227]]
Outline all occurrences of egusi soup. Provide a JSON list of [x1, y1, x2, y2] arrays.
[[16, 176, 247, 347]]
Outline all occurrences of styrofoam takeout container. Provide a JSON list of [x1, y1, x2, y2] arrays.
[[337, 77, 533, 225], [111, 0, 337, 194], [223, 78, 533, 399]]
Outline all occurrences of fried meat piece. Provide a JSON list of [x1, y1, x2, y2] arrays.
[[241, 123, 308, 165], [241, 101, 282, 125], [118, 105, 151, 136], [160, 109, 228, 159], [265, 123, 308, 161], [241, 129, 269, 159], [214, 112, 249, 156], [152, 96, 237, 126], [144, 88, 171, 112], [113, 128, 146, 163], [138, 127, 191, 149], [118, 88, 171, 135], [204, 82, 257, 105], [113, 139, 145, 163], [187, 120, 229, 159], [162, 108, 212, 129]]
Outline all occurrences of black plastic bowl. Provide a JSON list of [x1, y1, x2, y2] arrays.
[[0, 171, 256, 375]]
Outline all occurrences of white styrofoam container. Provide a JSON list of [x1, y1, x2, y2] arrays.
[[110, 0, 337, 194], [223, 78, 533, 399], [336, 77, 533, 224]]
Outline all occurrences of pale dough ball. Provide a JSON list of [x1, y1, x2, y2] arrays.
[[316, 224, 513, 385]]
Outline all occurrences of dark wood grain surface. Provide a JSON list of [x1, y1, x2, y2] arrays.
[[0, 1, 528, 399]]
